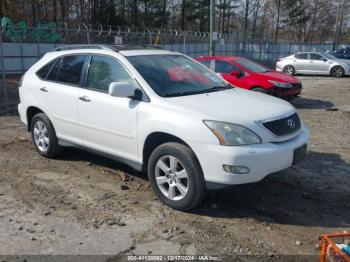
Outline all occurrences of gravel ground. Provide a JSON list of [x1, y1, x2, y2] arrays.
[[0, 76, 349, 260]]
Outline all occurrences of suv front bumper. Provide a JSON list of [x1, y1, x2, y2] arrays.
[[189, 127, 309, 186]]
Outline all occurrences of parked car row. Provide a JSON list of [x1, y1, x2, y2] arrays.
[[196, 51, 349, 101], [18, 45, 309, 210]]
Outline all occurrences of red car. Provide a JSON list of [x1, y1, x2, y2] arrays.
[[196, 56, 302, 99]]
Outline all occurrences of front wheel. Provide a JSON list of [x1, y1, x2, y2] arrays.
[[147, 142, 206, 210], [331, 66, 345, 77]]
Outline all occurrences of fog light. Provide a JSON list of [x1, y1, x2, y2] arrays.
[[223, 165, 250, 174]]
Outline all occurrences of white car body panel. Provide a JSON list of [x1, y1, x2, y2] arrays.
[[19, 47, 310, 186]]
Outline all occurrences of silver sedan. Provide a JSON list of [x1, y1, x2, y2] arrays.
[[276, 52, 350, 77]]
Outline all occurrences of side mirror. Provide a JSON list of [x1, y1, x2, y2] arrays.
[[231, 70, 241, 77], [322, 58, 328, 62], [108, 81, 137, 99]]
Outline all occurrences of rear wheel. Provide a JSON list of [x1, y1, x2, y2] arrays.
[[30, 113, 62, 158], [283, 65, 295, 75], [331, 66, 345, 77], [147, 142, 206, 210]]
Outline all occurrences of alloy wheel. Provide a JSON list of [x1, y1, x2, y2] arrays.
[[155, 155, 189, 201], [284, 66, 294, 75], [332, 67, 344, 77], [33, 120, 50, 152]]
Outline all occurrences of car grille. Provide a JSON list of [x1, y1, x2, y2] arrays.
[[263, 113, 301, 136]]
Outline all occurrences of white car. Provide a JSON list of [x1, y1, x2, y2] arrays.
[[18, 45, 309, 210], [276, 52, 350, 77]]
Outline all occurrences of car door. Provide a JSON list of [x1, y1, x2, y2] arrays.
[[214, 60, 246, 88], [40, 54, 87, 145], [78, 54, 139, 163], [309, 53, 329, 74], [294, 53, 309, 72]]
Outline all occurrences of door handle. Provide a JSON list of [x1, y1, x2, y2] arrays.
[[79, 95, 91, 102], [40, 87, 48, 92]]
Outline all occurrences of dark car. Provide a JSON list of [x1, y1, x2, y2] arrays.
[[327, 45, 350, 60]]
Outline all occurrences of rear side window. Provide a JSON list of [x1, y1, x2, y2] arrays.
[[57, 55, 87, 85], [36, 59, 56, 79], [215, 60, 238, 73], [295, 53, 308, 60], [46, 59, 61, 81], [87, 55, 132, 92]]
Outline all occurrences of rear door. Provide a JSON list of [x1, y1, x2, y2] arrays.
[[309, 53, 329, 74], [294, 53, 309, 72], [39, 54, 87, 144], [77, 54, 139, 163]]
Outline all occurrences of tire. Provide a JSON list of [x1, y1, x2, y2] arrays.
[[330, 66, 345, 77], [30, 113, 62, 158], [251, 87, 267, 94], [147, 142, 206, 211], [283, 65, 295, 75]]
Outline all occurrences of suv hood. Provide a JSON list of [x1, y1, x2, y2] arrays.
[[165, 88, 295, 125]]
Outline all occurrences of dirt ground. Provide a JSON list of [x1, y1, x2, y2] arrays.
[[0, 76, 349, 260]]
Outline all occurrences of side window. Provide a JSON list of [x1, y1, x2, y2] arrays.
[[46, 59, 61, 81], [87, 55, 132, 92], [57, 55, 87, 85], [310, 53, 324, 60], [215, 60, 237, 73], [295, 53, 308, 60], [199, 60, 211, 68], [36, 59, 56, 79]]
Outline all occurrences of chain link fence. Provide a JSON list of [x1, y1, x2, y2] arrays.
[[0, 24, 345, 113]]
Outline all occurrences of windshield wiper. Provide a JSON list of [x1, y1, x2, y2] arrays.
[[205, 85, 232, 92], [164, 85, 232, 97]]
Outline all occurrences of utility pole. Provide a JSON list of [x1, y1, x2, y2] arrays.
[[333, 0, 341, 50], [209, 0, 215, 56]]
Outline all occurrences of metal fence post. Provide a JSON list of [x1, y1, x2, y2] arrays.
[[183, 32, 186, 54], [0, 24, 9, 113]]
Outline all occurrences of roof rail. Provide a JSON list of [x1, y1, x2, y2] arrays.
[[55, 44, 116, 51], [109, 44, 163, 50]]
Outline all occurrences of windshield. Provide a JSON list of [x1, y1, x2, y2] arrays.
[[127, 54, 231, 97], [322, 53, 337, 60], [235, 58, 269, 73]]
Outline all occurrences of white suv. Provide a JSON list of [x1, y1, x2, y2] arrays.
[[18, 45, 309, 210]]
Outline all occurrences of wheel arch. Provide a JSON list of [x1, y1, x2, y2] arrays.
[[26, 106, 45, 131], [142, 132, 198, 172], [283, 64, 296, 74], [330, 65, 345, 74]]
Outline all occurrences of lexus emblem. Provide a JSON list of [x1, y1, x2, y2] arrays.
[[287, 119, 296, 128]]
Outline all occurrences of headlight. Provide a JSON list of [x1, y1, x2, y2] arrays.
[[204, 121, 262, 146], [268, 80, 293, 88]]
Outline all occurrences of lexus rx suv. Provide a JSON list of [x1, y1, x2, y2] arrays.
[[18, 45, 309, 210]]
